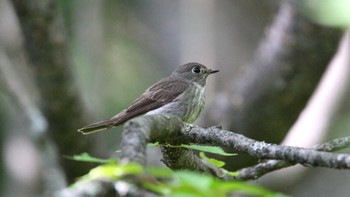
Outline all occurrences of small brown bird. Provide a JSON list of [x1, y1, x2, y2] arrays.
[[78, 62, 219, 134]]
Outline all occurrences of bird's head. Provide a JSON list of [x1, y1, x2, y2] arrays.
[[172, 62, 219, 86]]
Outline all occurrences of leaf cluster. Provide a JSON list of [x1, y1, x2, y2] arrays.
[[68, 151, 286, 197]]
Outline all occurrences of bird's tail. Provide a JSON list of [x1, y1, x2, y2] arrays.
[[78, 119, 116, 135]]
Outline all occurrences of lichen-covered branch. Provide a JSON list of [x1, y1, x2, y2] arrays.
[[57, 115, 350, 196], [121, 115, 183, 164], [121, 115, 217, 175], [185, 126, 350, 169], [121, 115, 350, 171], [160, 146, 220, 176], [235, 136, 350, 180], [314, 136, 350, 152]]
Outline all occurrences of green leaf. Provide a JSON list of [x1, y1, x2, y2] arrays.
[[172, 171, 217, 197], [199, 152, 239, 177], [170, 171, 286, 197], [221, 169, 239, 177], [199, 152, 226, 168], [175, 171, 214, 190], [214, 181, 288, 197], [71, 158, 285, 197], [143, 182, 171, 196], [147, 142, 160, 147], [181, 145, 236, 156], [82, 163, 143, 181], [64, 153, 117, 164], [147, 167, 174, 178]]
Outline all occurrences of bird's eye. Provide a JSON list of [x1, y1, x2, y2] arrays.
[[192, 66, 201, 74]]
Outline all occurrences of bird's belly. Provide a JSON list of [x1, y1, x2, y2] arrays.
[[146, 85, 205, 123]]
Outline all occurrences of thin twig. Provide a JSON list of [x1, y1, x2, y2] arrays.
[[235, 136, 350, 180]]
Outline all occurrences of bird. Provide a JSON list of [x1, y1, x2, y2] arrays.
[[78, 62, 219, 134]]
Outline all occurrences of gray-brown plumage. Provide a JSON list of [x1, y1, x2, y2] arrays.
[[78, 62, 218, 134]]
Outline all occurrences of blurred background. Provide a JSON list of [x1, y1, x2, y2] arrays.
[[0, 0, 350, 196]]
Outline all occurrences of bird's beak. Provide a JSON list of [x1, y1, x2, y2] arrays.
[[207, 69, 219, 74]]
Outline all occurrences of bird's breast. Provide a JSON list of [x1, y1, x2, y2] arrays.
[[185, 83, 205, 123], [146, 83, 205, 123]]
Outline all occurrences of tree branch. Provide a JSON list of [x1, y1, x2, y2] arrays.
[[235, 136, 350, 180], [57, 115, 350, 196], [184, 125, 350, 169], [121, 115, 350, 172], [120, 115, 218, 175]]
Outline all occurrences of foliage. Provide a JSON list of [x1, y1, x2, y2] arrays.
[[149, 143, 239, 177], [64, 152, 117, 164], [68, 153, 286, 197], [199, 152, 239, 177]]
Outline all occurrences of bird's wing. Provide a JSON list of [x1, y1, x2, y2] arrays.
[[78, 77, 189, 134], [123, 77, 189, 117]]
